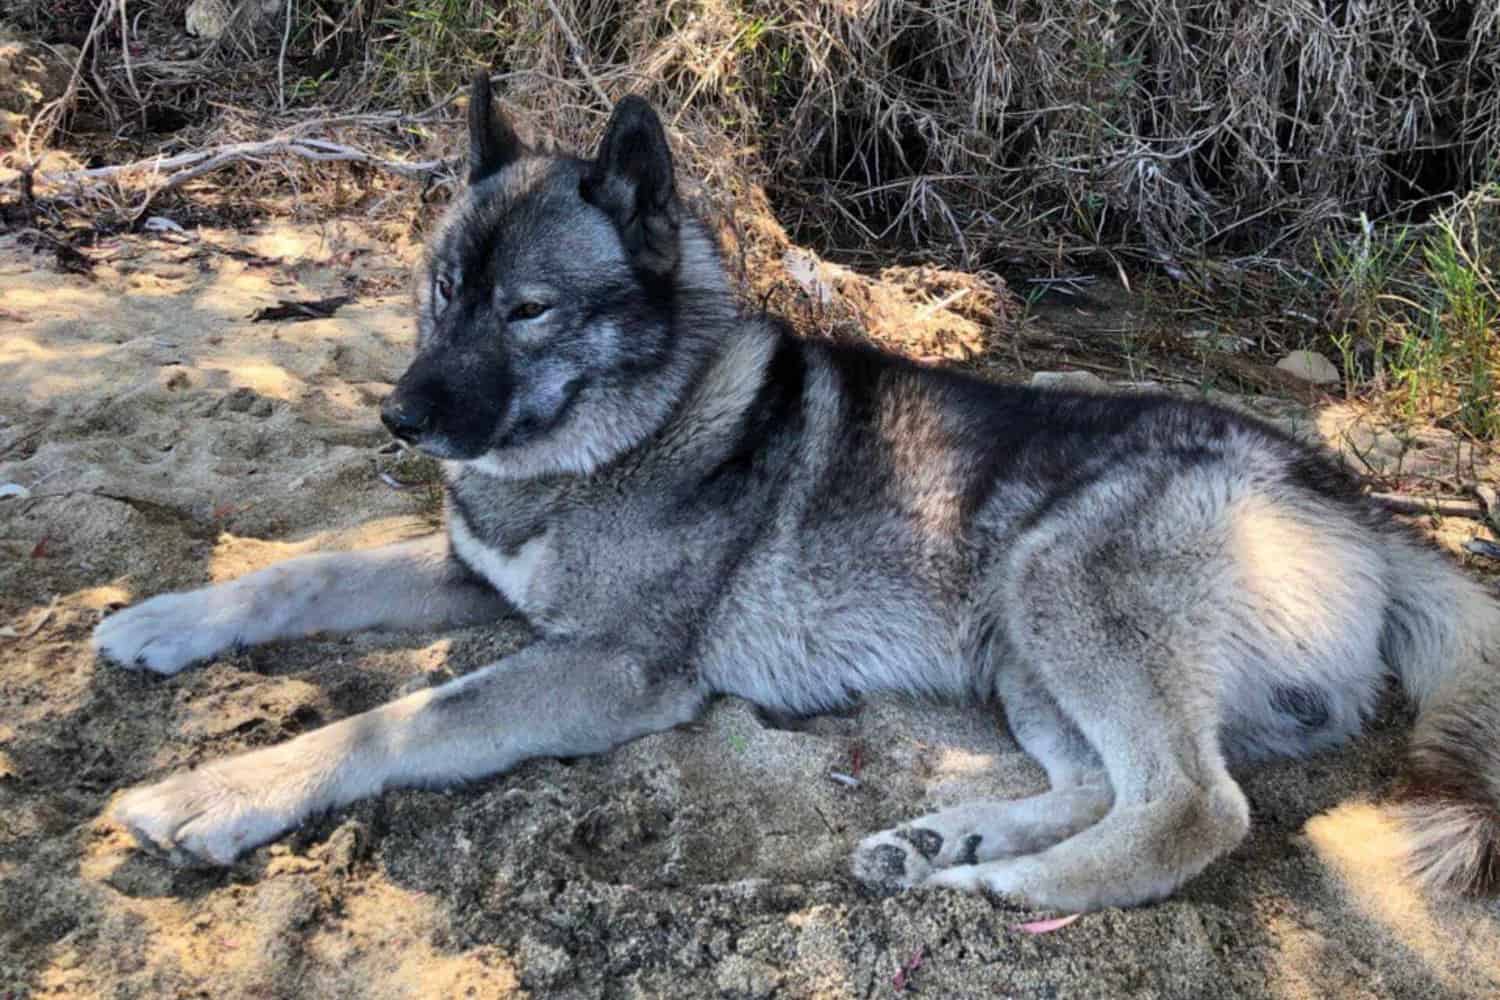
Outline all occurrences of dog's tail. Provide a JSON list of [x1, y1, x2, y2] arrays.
[[1383, 537, 1500, 893]]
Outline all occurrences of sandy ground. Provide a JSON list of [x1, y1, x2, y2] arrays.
[[2, 222, 1500, 999]]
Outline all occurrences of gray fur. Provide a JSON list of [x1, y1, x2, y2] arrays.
[[94, 84, 1500, 909]]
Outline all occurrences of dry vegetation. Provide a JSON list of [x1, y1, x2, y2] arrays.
[[3, 0, 1499, 435], [4, 6, 1500, 997]]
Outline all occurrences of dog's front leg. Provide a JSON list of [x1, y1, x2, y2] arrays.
[[112, 640, 706, 865], [93, 534, 507, 674]]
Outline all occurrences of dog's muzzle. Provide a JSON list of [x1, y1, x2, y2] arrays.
[[380, 394, 431, 444]]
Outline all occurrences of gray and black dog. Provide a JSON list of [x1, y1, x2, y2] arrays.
[[95, 75, 1500, 911]]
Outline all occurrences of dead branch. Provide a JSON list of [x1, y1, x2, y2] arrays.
[[277, 0, 294, 112], [1368, 492, 1488, 521], [32, 136, 452, 218], [540, 0, 611, 110]]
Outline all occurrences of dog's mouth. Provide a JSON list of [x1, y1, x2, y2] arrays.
[[379, 385, 499, 461], [398, 434, 474, 461], [378, 411, 471, 460]]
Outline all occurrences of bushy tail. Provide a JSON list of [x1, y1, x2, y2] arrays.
[[1384, 541, 1500, 894]]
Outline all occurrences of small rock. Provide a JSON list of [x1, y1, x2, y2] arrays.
[[782, 249, 836, 306], [1275, 350, 1340, 384], [185, 0, 232, 39], [185, 0, 281, 41], [1030, 370, 1108, 393]]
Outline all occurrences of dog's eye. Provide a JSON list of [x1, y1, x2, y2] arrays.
[[509, 302, 550, 322], [432, 275, 454, 306]]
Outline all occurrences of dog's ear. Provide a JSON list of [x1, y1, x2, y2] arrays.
[[468, 72, 524, 184], [582, 95, 680, 277]]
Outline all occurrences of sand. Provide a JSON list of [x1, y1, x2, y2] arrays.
[[2, 222, 1499, 998]]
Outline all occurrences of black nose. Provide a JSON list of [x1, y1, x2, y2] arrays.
[[380, 395, 430, 443]]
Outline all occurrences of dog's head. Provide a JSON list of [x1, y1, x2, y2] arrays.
[[382, 75, 727, 477]]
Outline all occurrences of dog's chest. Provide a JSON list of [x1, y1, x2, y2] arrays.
[[448, 512, 549, 609]]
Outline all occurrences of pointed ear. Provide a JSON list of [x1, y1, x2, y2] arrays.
[[467, 72, 524, 184], [581, 95, 680, 277]]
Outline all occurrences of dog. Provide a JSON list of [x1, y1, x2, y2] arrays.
[[93, 74, 1500, 911]]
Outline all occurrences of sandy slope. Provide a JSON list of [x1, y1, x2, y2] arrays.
[[2, 223, 1499, 998]]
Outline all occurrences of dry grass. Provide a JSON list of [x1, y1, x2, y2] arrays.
[[12, 0, 1500, 264], [5, 0, 1499, 437]]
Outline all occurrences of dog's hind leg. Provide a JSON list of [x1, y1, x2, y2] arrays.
[[925, 557, 1250, 911], [852, 666, 1111, 892], [113, 639, 706, 864], [93, 534, 507, 674]]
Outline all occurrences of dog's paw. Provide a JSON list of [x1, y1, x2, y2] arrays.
[[93, 589, 244, 674], [851, 826, 947, 895], [112, 756, 302, 866]]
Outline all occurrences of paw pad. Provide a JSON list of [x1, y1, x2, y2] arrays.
[[896, 827, 943, 859], [873, 843, 908, 878]]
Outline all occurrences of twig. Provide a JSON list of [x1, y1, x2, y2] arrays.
[[278, 0, 294, 112], [35, 137, 450, 218], [1368, 492, 1487, 520], [916, 287, 970, 319], [23, 0, 115, 156], [17, 595, 59, 639], [118, 0, 142, 111], [1025, 275, 1098, 296], [1063, 358, 1192, 384], [378, 471, 420, 492], [42, 138, 444, 184], [540, 0, 611, 110]]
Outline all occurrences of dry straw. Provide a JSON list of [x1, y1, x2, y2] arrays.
[[11, 0, 1500, 266]]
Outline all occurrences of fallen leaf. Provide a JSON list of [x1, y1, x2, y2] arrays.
[[250, 295, 353, 323], [1466, 538, 1500, 559], [892, 945, 926, 991]]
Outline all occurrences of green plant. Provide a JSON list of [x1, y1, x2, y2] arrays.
[[367, 0, 514, 109], [1315, 189, 1500, 440], [1423, 196, 1500, 438]]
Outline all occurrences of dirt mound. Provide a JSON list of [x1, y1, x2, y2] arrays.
[[0, 28, 77, 145], [705, 180, 1016, 363]]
